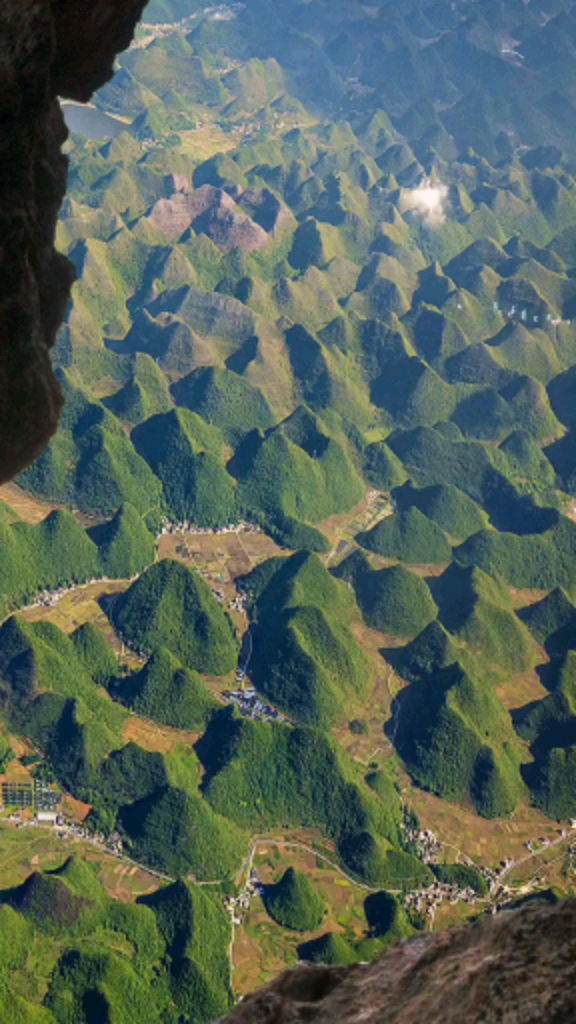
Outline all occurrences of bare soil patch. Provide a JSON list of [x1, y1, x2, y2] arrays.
[[122, 715, 201, 755]]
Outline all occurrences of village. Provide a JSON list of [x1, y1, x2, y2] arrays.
[[159, 518, 263, 538], [400, 812, 576, 921], [402, 816, 443, 864], [403, 879, 484, 919], [222, 682, 290, 723], [2, 780, 152, 872], [3, 767, 576, 949], [21, 575, 118, 612], [18, 517, 267, 615], [220, 810, 576, 943], [224, 868, 263, 926]]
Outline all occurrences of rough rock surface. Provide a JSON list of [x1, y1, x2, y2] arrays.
[[221, 897, 576, 1024], [0, 0, 146, 483], [146, 183, 288, 250]]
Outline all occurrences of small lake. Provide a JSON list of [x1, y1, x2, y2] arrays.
[[60, 101, 132, 140]]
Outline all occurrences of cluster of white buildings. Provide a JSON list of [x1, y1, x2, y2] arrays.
[[402, 820, 443, 865], [25, 586, 73, 610], [476, 859, 514, 898], [222, 686, 288, 723], [54, 821, 124, 856], [159, 519, 262, 538], [224, 868, 261, 926], [23, 575, 116, 612], [395, 816, 576, 918], [404, 879, 483, 919]]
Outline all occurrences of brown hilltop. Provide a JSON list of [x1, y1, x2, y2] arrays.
[[146, 182, 294, 249], [221, 897, 576, 1024], [147, 184, 270, 250]]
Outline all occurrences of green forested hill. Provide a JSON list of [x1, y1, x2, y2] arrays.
[[0, 499, 156, 618], [27, 0, 576, 833], [110, 559, 239, 673], [0, 858, 233, 1024], [43, 0, 576, 551], [118, 646, 219, 728], [244, 551, 374, 725], [3, 0, 576, 1000], [263, 867, 325, 931]]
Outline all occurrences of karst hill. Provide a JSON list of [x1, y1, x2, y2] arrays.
[[3, 0, 576, 1021]]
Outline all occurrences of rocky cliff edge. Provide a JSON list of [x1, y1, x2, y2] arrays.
[[0, 0, 146, 483], [221, 897, 576, 1024]]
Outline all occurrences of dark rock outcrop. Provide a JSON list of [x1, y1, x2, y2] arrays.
[[0, 0, 146, 483], [221, 897, 576, 1023]]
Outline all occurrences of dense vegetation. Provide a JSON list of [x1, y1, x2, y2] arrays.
[[20, 375, 164, 518], [118, 647, 219, 729], [518, 590, 576, 656], [120, 786, 247, 879], [132, 408, 238, 526], [298, 932, 359, 966], [431, 564, 537, 675], [109, 559, 239, 674], [298, 888, 414, 965], [362, 889, 416, 944], [0, 857, 233, 1024], [357, 507, 452, 565], [71, 622, 119, 687], [392, 659, 526, 816], [197, 708, 417, 883], [530, 746, 576, 820], [0, 616, 128, 794], [392, 483, 488, 543], [23, 3, 576, 823], [335, 552, 438, 637], [141, 879, 232, 1023], [12, 0, 576, 827], [0, 502, 155, 618], [232, 409, 365, 526], [28, 0, 576, 577], [244, 552, 374, 725], [433, 863, 488, 897], [5, 0, 576, 993], [263, 867, 325, 931]]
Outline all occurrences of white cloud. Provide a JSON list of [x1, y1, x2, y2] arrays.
[[399, 179, 449, 227]]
